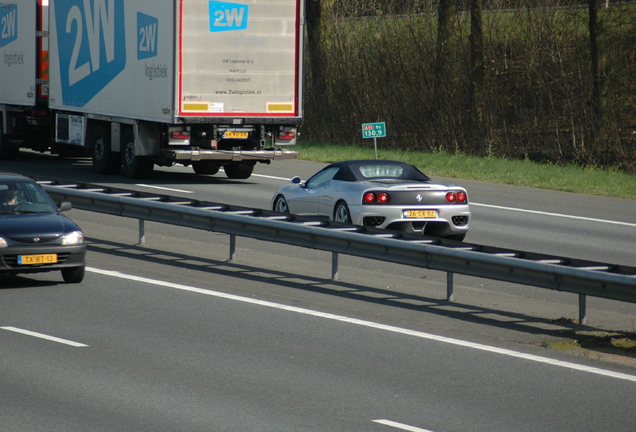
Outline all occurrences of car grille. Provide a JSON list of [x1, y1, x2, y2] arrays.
[[2, 252, 71, 268], [8, 235, 61, 244]]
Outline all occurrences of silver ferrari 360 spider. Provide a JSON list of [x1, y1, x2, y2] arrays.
[[272, 160, 470, 241]]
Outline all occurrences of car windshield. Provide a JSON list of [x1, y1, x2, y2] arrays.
[[0, 181, 58, 214]]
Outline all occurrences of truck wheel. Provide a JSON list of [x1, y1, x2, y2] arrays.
[[121, 130, 154, 179], [0, 118, 19, 160], [224, 162, 254, 179], [192, 162, 220, 175], [90, 124, 121, 174]]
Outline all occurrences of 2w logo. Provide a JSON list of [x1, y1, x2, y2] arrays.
[[208, 0, 248, 33], [0, 3, 18, 48], [54, 0, 126, 107], [137, 12, 158, 60]]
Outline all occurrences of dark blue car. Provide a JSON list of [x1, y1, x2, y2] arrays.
[[0, 173, 86, 283]]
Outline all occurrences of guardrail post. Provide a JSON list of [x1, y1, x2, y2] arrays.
[[229, 234, 237, 262], [138, 220, 146, 246], [447, 272, 455, 301], [332, 252, 339, 280], [579, 294, 587, 325]]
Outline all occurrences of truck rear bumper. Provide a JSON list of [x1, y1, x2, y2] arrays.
[[162, 148, 298, 163]]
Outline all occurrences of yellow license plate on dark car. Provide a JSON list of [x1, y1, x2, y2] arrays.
[[224, 131, 249, 139], [403, 210, 437, 218], [18, 254, 58, 265]]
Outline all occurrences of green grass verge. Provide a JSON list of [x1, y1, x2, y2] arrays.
[[541, 330, 636, 364], [295, 140, 636, 200]]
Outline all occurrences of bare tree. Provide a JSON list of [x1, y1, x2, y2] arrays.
[[589, 0, 607, 121], [469, 0, 485, 150], [436, 0, 456, 72]]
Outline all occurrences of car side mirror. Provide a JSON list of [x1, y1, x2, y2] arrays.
[[291, 176, 302, 184], [58, 201, 73, 212]]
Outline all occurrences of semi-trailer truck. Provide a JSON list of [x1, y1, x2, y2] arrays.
[[0, 0, 303, 179]]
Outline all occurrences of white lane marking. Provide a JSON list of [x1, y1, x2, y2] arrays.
[[472, 202, 636, 228], [87, 267, 636, 383], [252, 173, 292, 181], [1, 326, 88, 347], [373, 419, 435, 432], [136, 184, 194, 194]]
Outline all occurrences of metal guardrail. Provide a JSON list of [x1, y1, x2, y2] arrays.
[[39, 178, 636, 325]]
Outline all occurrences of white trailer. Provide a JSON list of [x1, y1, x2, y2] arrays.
[[0, 0, 303, 179]]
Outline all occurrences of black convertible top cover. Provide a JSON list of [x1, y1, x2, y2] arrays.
[[325, 160, 431, 182]]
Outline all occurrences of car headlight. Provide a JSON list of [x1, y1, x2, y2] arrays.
[[0, 237, 7, 248], [62, 231, 84, 245]]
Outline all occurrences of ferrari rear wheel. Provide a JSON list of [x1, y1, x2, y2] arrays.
[[273, 195, 289, 213], [334, 201, 352, 223]]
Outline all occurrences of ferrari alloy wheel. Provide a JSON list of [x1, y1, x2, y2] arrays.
[[334, 201, 352, 223], [274, 195, 289, 213]]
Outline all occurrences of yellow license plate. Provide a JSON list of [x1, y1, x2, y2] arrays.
[[224, 131, 249, 139], [18, 254, 58, 265], [403, 210, 437, 218]]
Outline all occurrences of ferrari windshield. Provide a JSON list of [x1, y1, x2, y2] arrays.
[[0, 181, 58, 214]]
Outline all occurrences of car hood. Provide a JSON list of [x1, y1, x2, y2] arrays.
[[0, 213, 80, 239]]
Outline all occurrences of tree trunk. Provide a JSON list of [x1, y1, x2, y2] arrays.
[[436, 0, 456, 73], [589, 0, 607, 121], [469, 0, 485, 150]]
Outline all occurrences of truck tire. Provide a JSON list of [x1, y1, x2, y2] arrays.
[[121, 130, 154, 179], [224, 162, 254, 179], [90, 124, 121, 174], [192, 162, 220, 175], [0, 118, 19, 160]]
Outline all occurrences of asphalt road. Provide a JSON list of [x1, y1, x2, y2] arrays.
[[1, 151, 636, 431]]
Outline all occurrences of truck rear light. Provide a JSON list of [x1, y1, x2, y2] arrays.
[[278, 131, 296, 140], [171, 131, 190, 140]]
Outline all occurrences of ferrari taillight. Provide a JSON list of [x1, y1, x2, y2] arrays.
[[457, 191, 467, 203], [364, 192, 390, 204], [446, 192, 456, 203]]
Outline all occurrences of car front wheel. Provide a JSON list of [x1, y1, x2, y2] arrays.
[[334, 201, 352, 223], [62, 266, 85, 284], [273, 195, 289, 213]]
